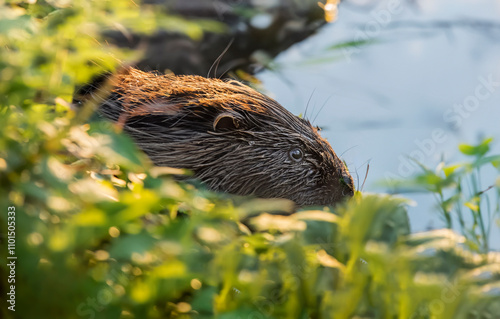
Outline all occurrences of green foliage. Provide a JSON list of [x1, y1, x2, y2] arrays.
[[0, 1, 499, 319], [385, 137, 500, 253], [0, 0, 224, 108]]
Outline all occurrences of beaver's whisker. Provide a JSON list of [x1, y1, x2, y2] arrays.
[[355, 169, 360, 191], [312, 95, 332, 126], [207, 37, 234, 79], [339, 145, 358, 158], [361, 162, 370, 192], [304, 88, 316, 122]]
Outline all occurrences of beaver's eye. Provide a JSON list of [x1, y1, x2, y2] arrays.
[[289, 148, 304, 162]]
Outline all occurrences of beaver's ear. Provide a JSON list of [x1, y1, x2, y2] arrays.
[[213, 113, 241, 131]]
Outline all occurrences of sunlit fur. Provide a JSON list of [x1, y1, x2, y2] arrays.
[[94, 68, 354, 206]]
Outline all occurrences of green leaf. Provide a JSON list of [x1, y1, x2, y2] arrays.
[[109, 232, 157, 259], [443, 163, 463, 177], [327, 39, 378, 50], [458, 137, 493, 157]]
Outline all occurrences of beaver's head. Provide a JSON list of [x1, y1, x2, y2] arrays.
[[94, 68, 355, 206]]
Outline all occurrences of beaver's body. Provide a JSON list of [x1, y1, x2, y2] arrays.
[[77, 68, 354, 206]]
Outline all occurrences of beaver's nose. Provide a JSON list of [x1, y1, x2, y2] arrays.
[[342, 174, 355, 191]]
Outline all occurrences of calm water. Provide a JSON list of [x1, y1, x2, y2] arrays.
[[258, 0, 500, 249]]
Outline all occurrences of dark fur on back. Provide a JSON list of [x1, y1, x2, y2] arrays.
[[83, 68, 354, 206]]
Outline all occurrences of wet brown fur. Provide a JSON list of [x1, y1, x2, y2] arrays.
[[81, 68, 354, 206]]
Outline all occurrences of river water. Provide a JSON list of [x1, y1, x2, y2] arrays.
[[258, 0, 500, 250]]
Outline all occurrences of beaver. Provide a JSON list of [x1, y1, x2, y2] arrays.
[[74, 68, 354, 206]]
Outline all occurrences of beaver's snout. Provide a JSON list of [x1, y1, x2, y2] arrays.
[[341, 173, 355, 197], [86, 68, 354, 207]]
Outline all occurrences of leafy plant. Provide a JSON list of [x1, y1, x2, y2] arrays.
[[385, 137, 500, 253]]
